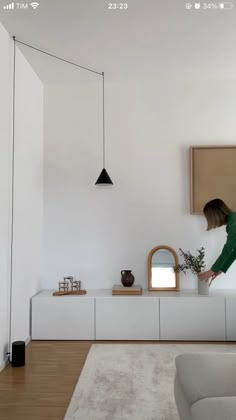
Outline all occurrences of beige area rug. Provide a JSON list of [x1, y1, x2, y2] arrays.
[[64, 343, 236, 420]]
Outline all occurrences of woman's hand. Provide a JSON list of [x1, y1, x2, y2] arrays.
[[198, 270, 214, 282], [198, 270, 222, 282], [211, 271, 222, 280]]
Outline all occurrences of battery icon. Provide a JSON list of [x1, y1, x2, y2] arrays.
[[219, 2, 234, 8]]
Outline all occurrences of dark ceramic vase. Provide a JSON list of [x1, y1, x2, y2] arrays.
[[121, 270, 135, 287]]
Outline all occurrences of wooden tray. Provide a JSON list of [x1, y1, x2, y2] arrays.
[[112, 285, 142, 295], [53, 290, 87, 296]]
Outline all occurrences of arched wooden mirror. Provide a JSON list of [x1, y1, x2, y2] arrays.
[[148, 245, 179, 291]]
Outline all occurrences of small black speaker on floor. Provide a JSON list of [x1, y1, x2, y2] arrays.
[[12, 341, 25, 367]]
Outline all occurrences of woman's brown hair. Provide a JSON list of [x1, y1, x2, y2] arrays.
[[203, 198, 232, 230]]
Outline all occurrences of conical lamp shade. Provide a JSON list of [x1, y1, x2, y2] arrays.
[[95, 168, 113, 185]]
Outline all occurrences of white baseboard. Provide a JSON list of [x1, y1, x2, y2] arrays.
[[0, 359, 9, 372], [25, 336, 31, 346]]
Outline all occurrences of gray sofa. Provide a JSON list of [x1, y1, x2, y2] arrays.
[[174, 352, 236, 420]]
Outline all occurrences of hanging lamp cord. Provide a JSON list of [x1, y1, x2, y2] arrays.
[[102, 72, 105, 168], [7, 39, 107, 353], [14, 39, 102, 76], [8, 36, 16, 360], [14, 38, 106, 169]]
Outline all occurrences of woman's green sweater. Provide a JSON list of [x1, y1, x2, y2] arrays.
[[211, 211, 236, 273]]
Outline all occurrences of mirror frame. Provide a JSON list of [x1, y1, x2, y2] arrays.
[[148, 245, 179, 291]]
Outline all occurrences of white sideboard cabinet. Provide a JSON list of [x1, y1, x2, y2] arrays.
[[31, 290, 236, 341]]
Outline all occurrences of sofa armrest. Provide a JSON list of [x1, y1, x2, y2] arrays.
[[175, 352, 236, 406]]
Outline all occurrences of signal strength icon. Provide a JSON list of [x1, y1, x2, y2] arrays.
[[3, 2, 14, 9], [31, 2, 39, 8]]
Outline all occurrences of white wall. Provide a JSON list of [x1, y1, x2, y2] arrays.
[[0, 25, 43, 367], [11, 48, 44, 343], [43, 78, 236, 291], [0, 23, 11, 369]]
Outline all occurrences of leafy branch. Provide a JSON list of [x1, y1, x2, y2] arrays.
[[173, 247, 206, 275]]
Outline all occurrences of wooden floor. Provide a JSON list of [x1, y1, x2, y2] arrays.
[[0, 340, 235, 420], [0, 341, 92, 420]]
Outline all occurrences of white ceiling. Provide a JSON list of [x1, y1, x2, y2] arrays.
[[0, 0, 236, 83]]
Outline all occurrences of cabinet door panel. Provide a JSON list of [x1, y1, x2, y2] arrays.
[[96, 297, 159, 340], [160, 297, 225, 341], [32, 297, 95, 339], [226, 297, 236, 341]]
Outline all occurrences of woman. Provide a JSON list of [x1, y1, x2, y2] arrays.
[[198, 198, 236, 283]]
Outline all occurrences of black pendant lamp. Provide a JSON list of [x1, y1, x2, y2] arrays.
[[11, 38, 113, 186], [95, 72, 113, 185]]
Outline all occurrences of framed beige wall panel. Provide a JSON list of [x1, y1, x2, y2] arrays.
[[190, 146, 236, 214]]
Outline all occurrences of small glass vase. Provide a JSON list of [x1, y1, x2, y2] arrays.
[[198, 278, 209, 296]]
